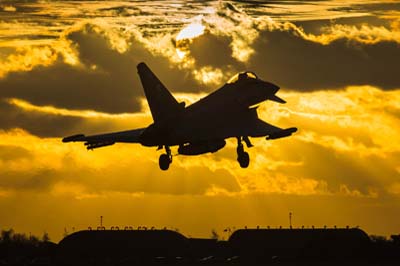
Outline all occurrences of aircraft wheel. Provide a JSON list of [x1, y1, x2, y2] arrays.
[[159, 154, 171, 170], [238, 152, 250, 168]]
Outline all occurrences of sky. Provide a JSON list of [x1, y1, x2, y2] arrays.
[[0, 0, 399, 241]]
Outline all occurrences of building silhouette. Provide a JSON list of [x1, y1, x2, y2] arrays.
[[228, 228, 370, 261], [53, 227, 400, 265], [1, 227, 399, 265]]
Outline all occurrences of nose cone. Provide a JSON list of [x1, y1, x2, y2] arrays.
[[261, 80, 280, 94]]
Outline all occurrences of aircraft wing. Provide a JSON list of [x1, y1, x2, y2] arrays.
[[62, 128, 145, 150], [250, 119, 297, 140]]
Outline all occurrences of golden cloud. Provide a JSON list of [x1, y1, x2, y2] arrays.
[[1, 86, 398, 199], [7, 98, 145, 119], [0, 39, 79, 78], [1, 75, 400, 240], [1, 4, 400, 92]]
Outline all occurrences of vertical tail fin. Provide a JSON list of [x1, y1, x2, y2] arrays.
[[137, 62, 183, 123]]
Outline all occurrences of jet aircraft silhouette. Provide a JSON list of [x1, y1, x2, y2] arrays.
[[63, 63, 297, 170]]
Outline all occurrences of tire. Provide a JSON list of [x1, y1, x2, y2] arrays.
[[159, 154, 170, 170], [238, 152, 250, 168]]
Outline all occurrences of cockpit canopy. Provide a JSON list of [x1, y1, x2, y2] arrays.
[[227, 71, 258, 84]]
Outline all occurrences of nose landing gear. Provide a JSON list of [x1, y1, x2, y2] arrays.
[[237, 136, 251, 168], [159, 146, 172, 170]]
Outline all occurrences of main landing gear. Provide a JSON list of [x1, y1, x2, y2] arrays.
[[237, 136, 252, 168], [159, 145, 172, 171], [158, 137, 253, 170]]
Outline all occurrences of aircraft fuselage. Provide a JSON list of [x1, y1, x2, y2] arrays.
[[139, 78, 280, 146]]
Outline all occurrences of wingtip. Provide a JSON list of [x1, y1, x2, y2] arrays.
[[266, 127, 298, 140], [137, 62, 147, 70]]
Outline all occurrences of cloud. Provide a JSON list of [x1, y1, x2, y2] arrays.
[[248, 86, 400, 196], [0, 99, 83, 137], [2, 5, 16, 12], [1, 86, 399, 199], [175, 3, 400, 90], [352, 1, 400, 14], [0, 168, 58, 192], [0, 27, 143, 113], [1, 3, 400, 118], [0, 144, 32, 161], [278, 141, 394, 196], [275, 86, 400, 153], [296, 16, 392, 35], [248, 29, 400, 90], [187, 32, 242, 69], [0, 129, 241, 196], [0, 97, 154, 138], [0, 23, 209, 115]]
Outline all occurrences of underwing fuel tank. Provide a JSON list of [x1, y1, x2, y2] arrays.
[[178, 140, 226, 155]]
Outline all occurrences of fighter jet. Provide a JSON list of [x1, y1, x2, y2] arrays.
[[63, 62, 297, 170]]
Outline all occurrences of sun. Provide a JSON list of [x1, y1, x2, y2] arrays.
[[176, 22, 205, 41], [175, 22, 206, 60]]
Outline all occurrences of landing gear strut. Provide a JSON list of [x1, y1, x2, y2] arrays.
[[237, 137, 250, 168], [159, 146, 172, 171]]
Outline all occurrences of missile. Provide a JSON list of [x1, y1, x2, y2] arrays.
[[85, 141, 115, 150], [62, 134, 85, 142]]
